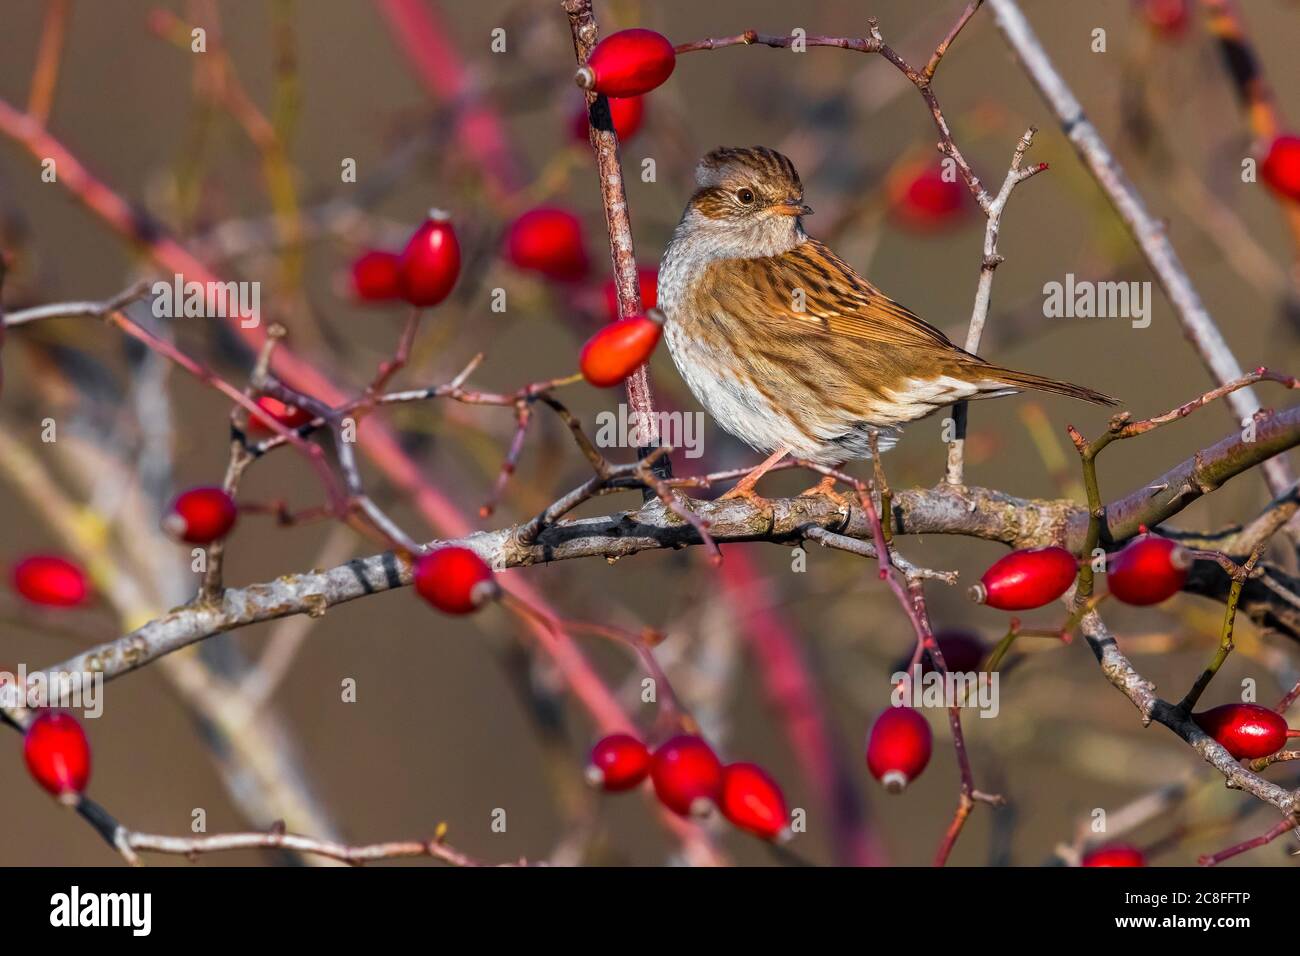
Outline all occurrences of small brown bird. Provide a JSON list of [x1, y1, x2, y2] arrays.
[[658, 146, 1115, 501]]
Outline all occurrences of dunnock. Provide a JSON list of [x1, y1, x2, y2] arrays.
[[658, 146, 1114, 501]]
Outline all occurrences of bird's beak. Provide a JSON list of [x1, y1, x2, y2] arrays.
[[771, 200, 813, 217]]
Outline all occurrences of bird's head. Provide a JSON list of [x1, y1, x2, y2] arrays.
[[679, 146, 812, 259]]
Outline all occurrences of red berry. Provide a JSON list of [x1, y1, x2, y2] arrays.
[[651, 734, 723, 816], [164, 486, 238, 544], [506, 207, 590, 281], [866, 707, 932, 793], [601, 267, 658, 320], [349, 250, 403, 302], [888, 160, 968, 231], [11, 555, 89, 608], [413, 547, 498, 615], [1106, 535, 1190, 606], [572, 95, 646, 143], [585, 733, 651, 791], [580, 312, 663, 387], [398, 211, 461, 307], [24, 711, 91, 801], [1138, 0, 1190, 37], [1261, 135, 1300, 203], [248, 396, 313, 435], [1193, 703, 1290, 760], [575, 29, 676, 98], [970, 546, 1078, 611], [1082, 844, 1147, 867], [719, 762, 789, 841]]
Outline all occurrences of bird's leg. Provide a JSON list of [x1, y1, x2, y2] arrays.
[[798, 467, 852, 510], [719, 446, 791, 506]]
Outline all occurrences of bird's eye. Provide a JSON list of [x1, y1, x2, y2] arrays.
[[735, 187, 755, 205]]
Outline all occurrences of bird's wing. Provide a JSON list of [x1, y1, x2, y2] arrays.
[[702, 237, 972, 358], [696, 237, 1116, 407]]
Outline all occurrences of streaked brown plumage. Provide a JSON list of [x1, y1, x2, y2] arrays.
[[657, 146, 1115, 494]]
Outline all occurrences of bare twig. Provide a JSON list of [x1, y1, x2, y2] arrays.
[[1198, 815, 1297, 867], [985, 0, 1294, 498], [73, 794, 518, 867], [120, 826, 527, 867], [675, 15, 993, 208], [945, 126, 1049, 486]]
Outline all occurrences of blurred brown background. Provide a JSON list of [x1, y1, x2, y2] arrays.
[[2, 0, 1300, 867]]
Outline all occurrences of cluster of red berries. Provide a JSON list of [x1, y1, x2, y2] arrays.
[[346, 31, 674, 389], [353, 209, 662, 389], [969, 532, 1190, 611], [348, 210, 462, 307], [341, 21, 1300, 847], [350, 27, 674, 306], [586, 732, 790, 841], [967, 533, 1300, 765]]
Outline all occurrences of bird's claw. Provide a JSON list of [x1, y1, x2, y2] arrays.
[[718, 483, 775, 522], [798, 475, 852, 511]]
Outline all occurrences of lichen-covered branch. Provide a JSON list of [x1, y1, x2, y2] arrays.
[[11, 396, 1297, 718]]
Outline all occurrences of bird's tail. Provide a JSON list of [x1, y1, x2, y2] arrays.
[[976, 364, 1118, 406]]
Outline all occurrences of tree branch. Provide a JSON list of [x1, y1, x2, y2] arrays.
[[984, 0, 1294, 498], [13, 398, 1295, 732], [563, 0, 668, 481]]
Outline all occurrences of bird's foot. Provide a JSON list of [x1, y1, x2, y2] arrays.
[[718, 481, 774, 521], [798, 474, 852, 511]]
